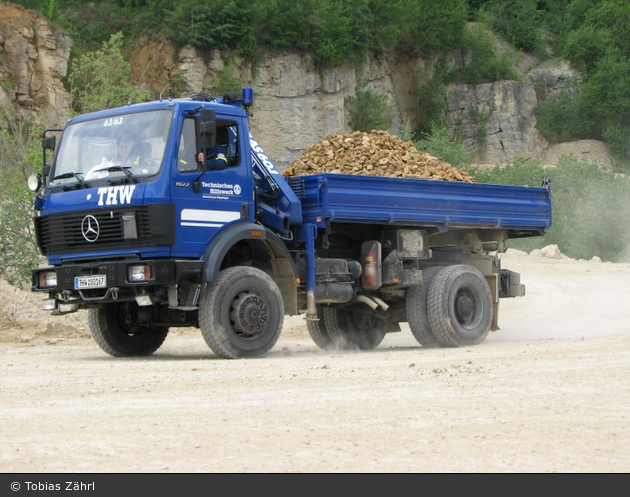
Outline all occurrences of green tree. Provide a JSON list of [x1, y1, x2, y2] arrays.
[[399, 0, 468, 57], [166, 0, 257, 56], [254, 0, 316, 51], [310, 0, 372, 67], [577, 54, 630, 160], [478, 0, 544, 54], [68, 32, 150, 113], [0, 109, 45, 286]]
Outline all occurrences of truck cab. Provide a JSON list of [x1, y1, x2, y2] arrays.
[[30, 90, 304, 359]]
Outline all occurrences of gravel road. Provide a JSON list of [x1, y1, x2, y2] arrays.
[[1, 251, 629, 473]]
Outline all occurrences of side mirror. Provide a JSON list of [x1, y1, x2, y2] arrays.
[[41, 128, 62, 185], [42, 135, 56, 151], [197, 108, 216, 155]]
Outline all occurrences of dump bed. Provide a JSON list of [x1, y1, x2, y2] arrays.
[[298, 173, 552, 237]]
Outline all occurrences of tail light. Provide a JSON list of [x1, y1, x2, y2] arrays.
[[361, 240, 382, 290]]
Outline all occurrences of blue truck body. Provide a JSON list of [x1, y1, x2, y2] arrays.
[[29, 89, 552, 359], [299, 173, 551, 233]]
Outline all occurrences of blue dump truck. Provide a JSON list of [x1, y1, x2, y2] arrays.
[[28, 88, 552, 359]]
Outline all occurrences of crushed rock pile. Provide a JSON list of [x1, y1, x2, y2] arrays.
[[288, 130, 474, 183]]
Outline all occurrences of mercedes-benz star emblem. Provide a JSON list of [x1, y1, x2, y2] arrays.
[[81, 215, 100, 242]]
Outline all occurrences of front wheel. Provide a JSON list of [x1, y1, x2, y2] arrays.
[[427, 265, 493, 347], [199, 266, 284, 359], [87, 302, 169, 357]]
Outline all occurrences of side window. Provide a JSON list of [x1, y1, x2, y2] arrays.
[[178, 118, 198, 172], [197, 121, 240, 170]]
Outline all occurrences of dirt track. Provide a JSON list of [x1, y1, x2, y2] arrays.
[[1, 250, 629, 473]]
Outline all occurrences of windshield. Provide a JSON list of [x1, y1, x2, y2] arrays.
[[50, 109, 173, 186]]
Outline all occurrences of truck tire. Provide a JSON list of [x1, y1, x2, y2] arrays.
[[87, 303, 169, 357], [427, 265, 493, 347], [199, 266, 284, 359], [406, 267, 442, 348], [323, 307, 386, 351], [306, 307, 334, 350]]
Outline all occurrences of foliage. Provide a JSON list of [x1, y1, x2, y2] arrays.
[[310, 0, 372, 68], [412, 59, 450, 137], [477, 0, 545, 55], [543, 0, 630, 162], [208, 62, 243, 98], [67, 32, 150, 113], [398, 0, 468, 57], [0, 109, 44, 286], [449, 24, 520, 85], [346, 88, 392, 133], [166, 0, 257, 57], [577, 54, 630, 161], [415, 124, 472, 168], [253, 0, 315, 51], [468, 157, 630, 262], [535, 79, 591, 144]]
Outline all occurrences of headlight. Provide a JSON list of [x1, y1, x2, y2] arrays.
[[27, 174, 41, 192], [128, 264, 152, 282]]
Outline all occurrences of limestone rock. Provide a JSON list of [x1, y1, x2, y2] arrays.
[[289, 130, 474, 182]]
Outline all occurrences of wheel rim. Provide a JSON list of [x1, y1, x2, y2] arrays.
[[344, 310, 377, 331], [454, 287, 482, 329], [117, 302, 142, 336], [230, 291, 268, 337]]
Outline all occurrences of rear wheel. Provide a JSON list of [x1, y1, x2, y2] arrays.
[[427, 265, 493, 347], [323, 307, 387, 351], [87, 302, 169, 357], [199, 266, 284, 359], [307, 307, 334, 350], [406, 267, 442, 348]]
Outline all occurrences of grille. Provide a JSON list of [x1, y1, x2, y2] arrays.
[[35, 204, 174, 256]]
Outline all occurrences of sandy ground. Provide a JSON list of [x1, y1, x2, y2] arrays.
[[0, 248, 629, 473]]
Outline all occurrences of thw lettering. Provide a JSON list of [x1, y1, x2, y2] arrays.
[[97, 185, 136, 206]]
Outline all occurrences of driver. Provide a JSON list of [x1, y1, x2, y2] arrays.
[[115, 136, 141, 166]]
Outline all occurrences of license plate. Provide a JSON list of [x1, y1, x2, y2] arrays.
[[74, 275, 107, 290]]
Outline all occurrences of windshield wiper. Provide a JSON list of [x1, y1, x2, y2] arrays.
[[52, 171, 85, 186], [91, 165, 136, 182]]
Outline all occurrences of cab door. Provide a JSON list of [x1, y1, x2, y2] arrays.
[[170, 117, 252, 258]]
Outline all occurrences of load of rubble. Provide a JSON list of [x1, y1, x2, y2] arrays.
[[288, 130, 474, 183]]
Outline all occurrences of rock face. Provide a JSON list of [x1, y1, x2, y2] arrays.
[[289, 130, 474, 182], [0, 4, 614, 170], [0, 3, 72, 126]]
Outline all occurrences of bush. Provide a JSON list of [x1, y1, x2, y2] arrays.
[[413, 59, 450, 137], [535, 81, 592, 144], [468, 156, 630, 262], [346, 88, 391, 133], [415, 124, 472, 168], [449, 24, 519, 85]]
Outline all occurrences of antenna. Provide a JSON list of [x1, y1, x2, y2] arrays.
[[168, 68, 173, 101]]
